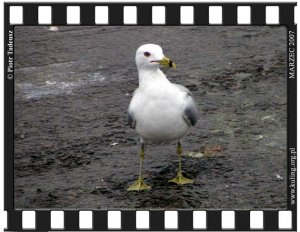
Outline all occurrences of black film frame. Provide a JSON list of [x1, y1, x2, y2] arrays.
[[4, 2, 297, 231]]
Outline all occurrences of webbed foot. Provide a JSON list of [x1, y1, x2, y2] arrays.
[[169, 171, 193, 185], [127, 177, 151, 191]]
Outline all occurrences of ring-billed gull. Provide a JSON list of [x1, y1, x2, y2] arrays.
[[127, 44, 198, 191]]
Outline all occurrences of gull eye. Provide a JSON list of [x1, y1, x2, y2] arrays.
[[144, 52, 150, 57]]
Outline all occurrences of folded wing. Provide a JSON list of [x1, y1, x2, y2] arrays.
[[173, 83, 199, 127]]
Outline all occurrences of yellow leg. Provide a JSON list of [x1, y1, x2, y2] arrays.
[[127, 144, 151, 191], [169, 142, 193, 185]]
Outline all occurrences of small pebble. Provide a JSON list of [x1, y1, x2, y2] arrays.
[[48, 193, 57, 199], [275, 174, 283, 180], [186, 152, 205, 158], [47, 26, 59, 32], [109, 142, 119, 146], [252, 135, 263, 141], [256, 64, 264, 72]]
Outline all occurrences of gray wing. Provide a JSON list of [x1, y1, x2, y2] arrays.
[[173, 83, 199, 127], [127, 89, 138, 128], [128, 111, 136, 128]]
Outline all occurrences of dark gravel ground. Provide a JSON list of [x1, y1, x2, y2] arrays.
[[14, 26, 287, 209]]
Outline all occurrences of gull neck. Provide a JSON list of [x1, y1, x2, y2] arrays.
[[138, 68, 170, 87]]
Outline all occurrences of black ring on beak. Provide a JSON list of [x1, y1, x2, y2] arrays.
[[169, 60, 173, 68]]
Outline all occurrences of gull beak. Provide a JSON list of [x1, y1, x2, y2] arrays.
[[159, 56, 176, 69]]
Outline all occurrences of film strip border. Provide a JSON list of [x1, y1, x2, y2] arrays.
[[6, 3, 296, 26], [7, 210, 294, 231], [4, 2, 297, 232]]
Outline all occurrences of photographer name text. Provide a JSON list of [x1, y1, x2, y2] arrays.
[[7, 30, 14, 79]]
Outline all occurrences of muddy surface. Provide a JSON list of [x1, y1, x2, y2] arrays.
[[14, 26, 287, 209]]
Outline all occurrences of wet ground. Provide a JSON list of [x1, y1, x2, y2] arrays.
[[14, 26, 287, 209]]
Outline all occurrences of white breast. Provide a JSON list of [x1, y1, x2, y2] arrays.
[[130, 81, 189, 142]]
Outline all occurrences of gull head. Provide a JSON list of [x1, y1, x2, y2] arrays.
[[135, 44, 176, 71]]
